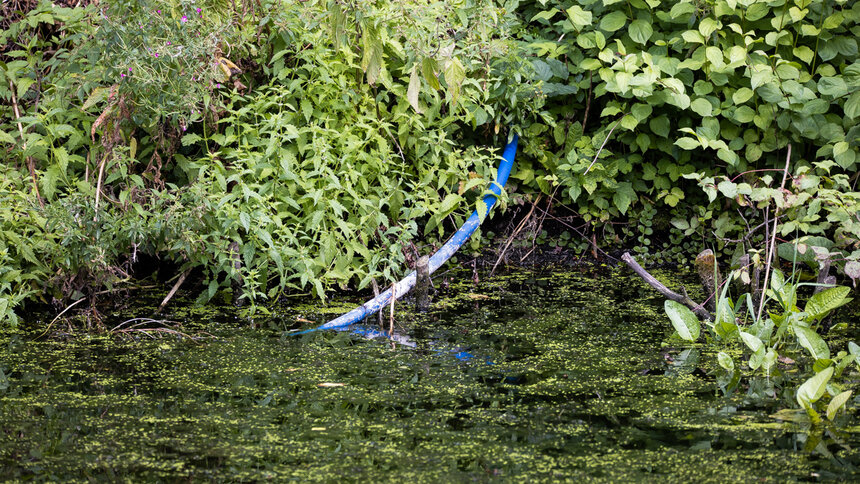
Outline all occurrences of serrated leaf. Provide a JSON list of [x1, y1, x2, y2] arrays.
[[444, 57, 466, 105], [181, 133, 202, 146], [664, 300, 700, 341], [476, 198, 488, 223], [82, 86, 109, 111], [437, 193, 463, 216], [421, 57, 440, 90], [407, 66, 422, 113], [0, 130, 15, 144]]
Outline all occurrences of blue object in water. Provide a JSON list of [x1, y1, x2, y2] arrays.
[[295, 134, 519, 335]]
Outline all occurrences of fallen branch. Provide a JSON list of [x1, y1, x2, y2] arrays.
[[157, 269, 190, 313], [621, 252, 713, 321]]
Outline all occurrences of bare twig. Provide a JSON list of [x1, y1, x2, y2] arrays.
[[584, 115, 624, 175], [371, 278, 383, 326], [490, 195, 541, 276], [94, 153, 108, 219], [622, 252, 713, 321], [756, 144, 792, 322]]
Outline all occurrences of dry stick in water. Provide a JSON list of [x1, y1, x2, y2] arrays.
[[756, 144, 792, 322], [157, 269, 190, 313], [621, 252, 713, 321], [389, 282, 396, 336]]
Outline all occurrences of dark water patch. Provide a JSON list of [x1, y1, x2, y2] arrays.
[[1, 269, 858, 481]]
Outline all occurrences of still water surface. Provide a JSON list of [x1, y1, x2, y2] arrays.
[[2, 269, 858, 481]]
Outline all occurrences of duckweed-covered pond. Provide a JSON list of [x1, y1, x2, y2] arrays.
[[2, 269, 859, 481]]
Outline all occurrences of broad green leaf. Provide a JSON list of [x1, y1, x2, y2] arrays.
[[805, 286, 851, 321], [732, 87, 753, 104], [717, 351, 734, 370], [361, 26, 383, 85], [818, 77, 848, 97], [796, 366, 833, 408], [734, 106, 755, 123], [612, 182, 636, 214], [690, 98, 713, 117], [239, 212, 251, 232], [795, 326, 830, 360], [620, 114, 638, 130], [664, 300, 700, 341], [699, 18, 719, 38], [649, 116, 670, 137], [762, 348, 777, 372], [739, 331, 764, 353], [827, 390, 852, 420], [82, 87, 109, 111], [628, 19, 653, 45], [793, 46, 814, 64], [631, 103, 652, 121], [705, 46, 723, 67], [599, 11, 627, 32], [845, 92, 860, 119], [566, 6, 592, 29], [675, 137, 700, 150], [437, 193, 463, 216], [531, 9, 559, 22]]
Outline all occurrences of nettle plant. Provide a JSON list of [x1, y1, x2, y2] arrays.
[[171, 0, 527, 306]]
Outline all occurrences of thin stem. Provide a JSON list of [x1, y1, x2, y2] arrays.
[[584, 114, 624, 175], [756, 143, 792, 322]]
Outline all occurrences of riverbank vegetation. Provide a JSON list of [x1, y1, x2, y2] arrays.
[[2, 0, 860, 409]]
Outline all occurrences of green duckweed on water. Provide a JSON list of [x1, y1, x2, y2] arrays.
[[1, 269, 859, 482]]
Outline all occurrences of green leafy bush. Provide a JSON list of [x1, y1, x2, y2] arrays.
[[518, 0, 859, 253]]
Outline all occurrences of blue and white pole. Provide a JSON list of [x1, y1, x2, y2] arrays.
[[294, 134, 519, 334]]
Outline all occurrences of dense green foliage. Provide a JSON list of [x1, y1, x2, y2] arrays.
[[1, 0, 858, 331]]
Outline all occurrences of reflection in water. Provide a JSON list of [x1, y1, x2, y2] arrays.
[[1, 269, 858, 481]]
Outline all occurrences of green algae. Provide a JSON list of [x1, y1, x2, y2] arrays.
[[1, 269, 859, 482]]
